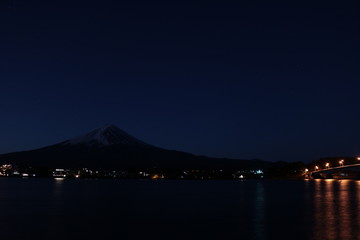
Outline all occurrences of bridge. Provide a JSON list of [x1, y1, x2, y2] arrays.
[[309, 163, 360, 179]]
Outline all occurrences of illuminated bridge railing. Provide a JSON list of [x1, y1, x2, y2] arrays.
[[309, 163, 360, 176]]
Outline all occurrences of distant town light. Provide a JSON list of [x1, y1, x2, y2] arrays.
[[339, 159, 344, 166]]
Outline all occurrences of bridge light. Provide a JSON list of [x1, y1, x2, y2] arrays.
[[325, 163, 330, 168], [315, 166, 319, 170], [339, 159, 344, 166]]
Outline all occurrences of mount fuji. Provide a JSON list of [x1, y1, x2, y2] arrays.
[[62, 124, 153, 148], [0, 125, 271, 170]]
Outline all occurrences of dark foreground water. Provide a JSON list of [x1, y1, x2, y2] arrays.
[[0, 178, 360, 240]]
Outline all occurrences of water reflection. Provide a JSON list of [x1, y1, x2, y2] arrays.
[[357, 181, 360, 240], [312, 180, 357, 240], [338, 180, 351, 239], [325, 179, 335, 240], [43, 178, 66, 235], [313, 179, 327, 239], [53, 178, 65, 198], [253, 182, 266, 240]]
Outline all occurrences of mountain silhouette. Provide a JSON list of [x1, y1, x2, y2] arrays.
[[0, 125, 272, 170]]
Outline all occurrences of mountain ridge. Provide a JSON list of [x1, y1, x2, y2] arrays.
[[60, 124, 154, 148], [0, 125, 273, 170]]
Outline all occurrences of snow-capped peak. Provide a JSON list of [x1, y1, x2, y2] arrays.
[[62, 124, 150, 147]]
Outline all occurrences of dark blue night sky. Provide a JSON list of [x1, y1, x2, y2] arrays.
[[0, 0, 359, 162]]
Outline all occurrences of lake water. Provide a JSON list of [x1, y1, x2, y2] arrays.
[[0, 178, 359, 240]]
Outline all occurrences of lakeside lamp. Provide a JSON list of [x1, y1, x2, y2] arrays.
[[357, 157, 360, 161], [315, 166, 319, 170], [325, 162, 330, 168]]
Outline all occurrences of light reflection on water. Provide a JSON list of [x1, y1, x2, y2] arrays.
[[253, 182, 265, 240], [357, 181, 360, 240], [312, 179, 359, 240], [339, 180, 351, 239]]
